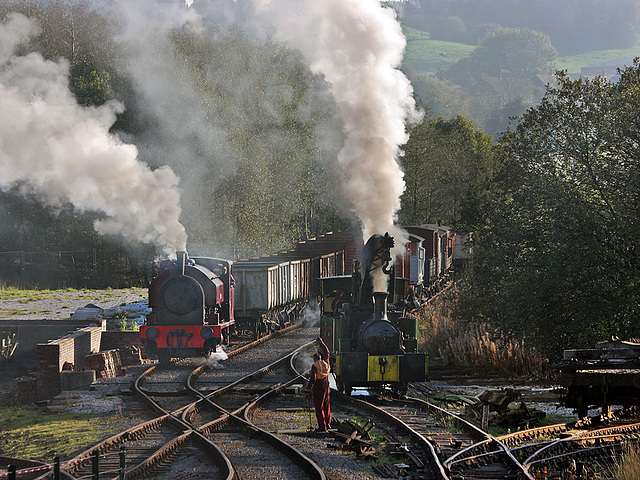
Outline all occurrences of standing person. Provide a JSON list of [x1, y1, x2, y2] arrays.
[[308, 337, 331, 431]]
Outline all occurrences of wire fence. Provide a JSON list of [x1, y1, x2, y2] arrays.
[[1, 449, 126, 479], [0, 244, 273, 290], [0, 249, 150, 290]]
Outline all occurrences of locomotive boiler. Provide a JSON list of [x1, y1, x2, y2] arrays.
[[140, 251, 234, 363], [320, 233, 428, 396]]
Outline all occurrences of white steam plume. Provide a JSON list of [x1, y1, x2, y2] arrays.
[[0, 13, 187, 254], [250, 0, 422, 241], [299, 301, 320, 327]]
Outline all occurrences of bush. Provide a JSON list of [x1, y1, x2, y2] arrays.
[[417, 285, 549, 377]]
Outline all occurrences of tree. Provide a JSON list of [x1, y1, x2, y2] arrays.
[[442, 27, 555, 131], [399, 115, 495, 228], [473, 28, 556, 79], [151, 26, 347, 256], [465, 63, 640, 358], [411, 75, 473, 121]]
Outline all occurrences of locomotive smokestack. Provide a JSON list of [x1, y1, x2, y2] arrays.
[[372, 291, 388, 321], [177, 251, 187, 276]]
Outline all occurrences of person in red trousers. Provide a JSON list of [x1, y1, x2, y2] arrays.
[[307, 337, 331, 431]]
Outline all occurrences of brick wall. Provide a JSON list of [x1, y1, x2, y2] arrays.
[[36, 324, 104, 400], [100, 331, 143, 352]]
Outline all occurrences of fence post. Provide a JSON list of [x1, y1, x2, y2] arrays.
[[92, 249, 97, 279], [54, 455, 60, 480], [7, 465, 15, 480], [92, 450, 99, 480], [119, 446, 126, 480], [20, 251, 25, 287]]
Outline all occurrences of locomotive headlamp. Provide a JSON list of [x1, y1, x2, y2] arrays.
[[146, 327, 159, 340], [200, 326, 214, 339]]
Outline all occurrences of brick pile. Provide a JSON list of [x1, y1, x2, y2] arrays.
[[84, 349, 123, 378]]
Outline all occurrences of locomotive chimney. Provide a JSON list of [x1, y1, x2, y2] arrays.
[[372, 291, 388, 321], [177, 251, 187, 276]]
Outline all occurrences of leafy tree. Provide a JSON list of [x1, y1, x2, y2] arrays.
[[474, 28, 556, 79], [465, 63, 640, 359], [71, 60, 111, 106], [399, 116, 495, 228], [411, 75, 473, 121], [445, 27, 556, 91], [146, 25, 347, 257]]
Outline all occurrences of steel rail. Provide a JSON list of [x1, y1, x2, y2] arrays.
[[31, 324, 304, 480], [131, 363, 235, 480], [185, 340, 326, 480], [330, 391, 451, 480], [521, 421, 640, 475], [398, 396, 535, 480]]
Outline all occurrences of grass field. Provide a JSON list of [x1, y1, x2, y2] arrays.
[[557, 47, 640, 74], [0, 404, 121, 460], [403, 26, 475, 74]]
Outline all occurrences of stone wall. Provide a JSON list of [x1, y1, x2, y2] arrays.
[[100, 331, 143, 352], [100, 331, 144, 366]]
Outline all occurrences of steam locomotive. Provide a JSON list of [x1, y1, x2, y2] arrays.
[[140, 252, 235, 363], [140, 226, 458, 365], [319, 233, 429, 396]]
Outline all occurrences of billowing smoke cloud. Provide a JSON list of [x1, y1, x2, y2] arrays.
[[249, 0, 422, 241], [0, 13, 187, 254], [114, 0, 418, 254], [111, 0, 343, 254]]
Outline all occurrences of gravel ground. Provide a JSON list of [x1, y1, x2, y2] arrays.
[[0, 288, 148, 321], [47, 327, 393, 480], [251, 400, 390, 480]]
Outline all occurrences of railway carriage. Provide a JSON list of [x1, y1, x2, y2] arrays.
[[405, 225, 455, 298]]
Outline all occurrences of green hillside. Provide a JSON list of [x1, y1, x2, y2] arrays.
[[402, 26, 475, 74], [557, 48, 640, 74], [403, 24, 640, 77]]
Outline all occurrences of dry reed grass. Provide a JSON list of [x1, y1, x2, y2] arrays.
[[610, 443, 640, 480], [417, 284, 548, 377]]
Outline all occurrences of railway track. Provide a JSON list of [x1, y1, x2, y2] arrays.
[[12, 323, 640, 479], [183, 340, 324, 480], [23, 325, 323, 480], [325, 393, 530, 480], [444, 405, 640, 479]]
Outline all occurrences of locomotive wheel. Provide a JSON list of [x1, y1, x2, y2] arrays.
[[392, 382, 409, 398], [203, 339, 216, 356]]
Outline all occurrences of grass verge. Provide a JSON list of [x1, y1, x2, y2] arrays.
[[0, 406, 122, 461]]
